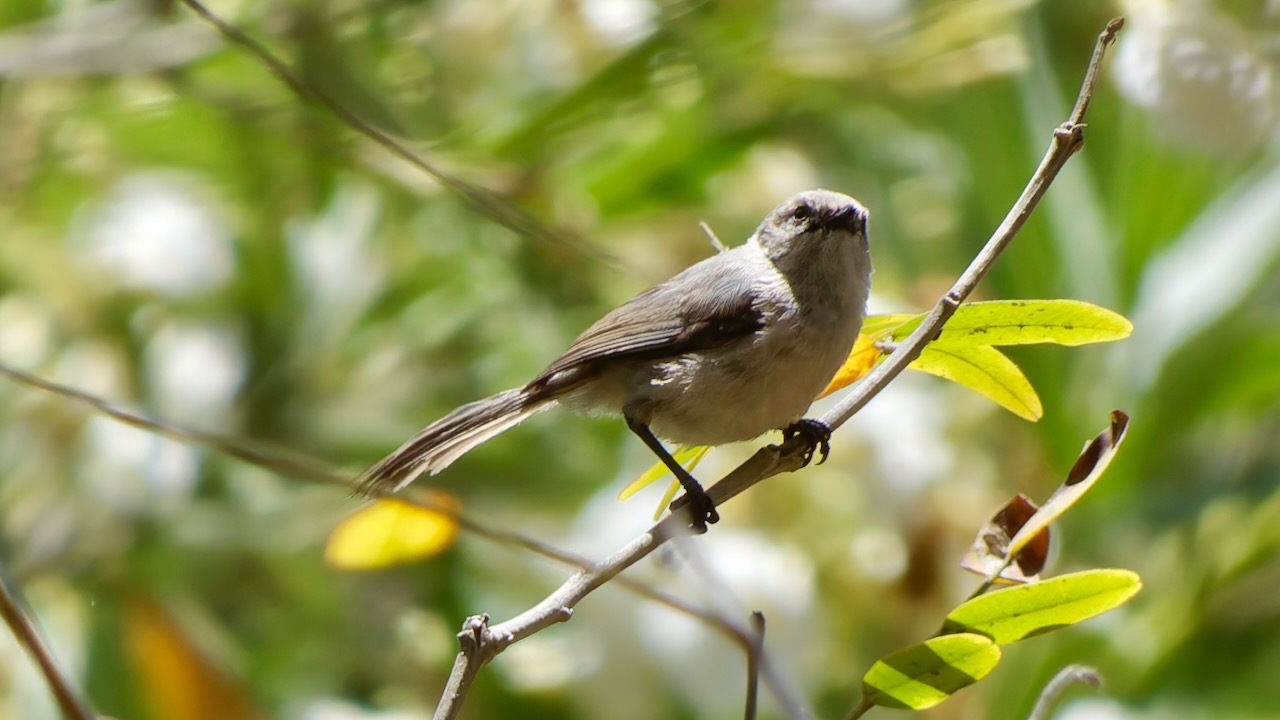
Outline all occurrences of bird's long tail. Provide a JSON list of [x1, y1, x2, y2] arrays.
[[357, 388, 555, 494]]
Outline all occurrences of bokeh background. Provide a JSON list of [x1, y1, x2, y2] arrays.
[[2, 0, 1280, 718]]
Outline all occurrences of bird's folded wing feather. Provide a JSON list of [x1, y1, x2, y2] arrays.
[[530, 256, 766, 387]]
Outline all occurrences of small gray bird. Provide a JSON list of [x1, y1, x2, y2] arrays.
[[358, 190, 872, 531]]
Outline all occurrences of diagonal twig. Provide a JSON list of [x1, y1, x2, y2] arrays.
[[430, 16, 1126, 720], [671, 536, 809, 720], [744, 612, 766, 720], [0, 567, 95, 720]]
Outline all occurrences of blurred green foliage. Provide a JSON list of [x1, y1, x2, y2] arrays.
[[2, 0, 1280, 719]]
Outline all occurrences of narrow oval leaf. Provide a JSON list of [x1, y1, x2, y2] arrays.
[[819, 334, 880, 398], [860, 314, 916, 339], [1006, 411, 1129, 558], [891, 300, 1132, 347], [910, 344, 1043, 421], [943, 569, 1142, 644], [618, 445, 710, 500], [862, 633, 1001, 710], [325, 495, 460, 570], [653, 479, 682, 521]]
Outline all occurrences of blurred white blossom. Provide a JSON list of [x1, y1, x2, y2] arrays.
[[73, 173, 234, 296], [1115, 0, 1280, 155]]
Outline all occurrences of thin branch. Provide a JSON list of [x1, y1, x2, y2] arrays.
[[1027, 665, 1102, 720], [843, 696, 874, 720], [671, 536, 809, 720], [431, 527, 665, 720], [0, 363, 343, 489], [0, 568, 95, 719], [700, 221, 729, 253], [175, 0, 617, 268], [430, 16, 1126, 719], [433, 614, 493, 720], [745, 612, 765, 720]]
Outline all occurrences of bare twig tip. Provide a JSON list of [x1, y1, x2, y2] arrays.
[[1028, 664, 1104, 720], [458, 614, 491, 648]]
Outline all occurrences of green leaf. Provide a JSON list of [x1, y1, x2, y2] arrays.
[[943, 569, 1142, 644], [861, 634, 1001, 710], [889, 300, 1133, 347], [910, 344, 1044, 421]]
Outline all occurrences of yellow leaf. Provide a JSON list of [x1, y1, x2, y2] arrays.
[[910, 344, 1043, 421], [860, 314, 916, 340], [618, 446, 712, 520], [653, 479, 683, 521], [125, 596, 262, 720], [325, 494, 460, 570], [891, 300, 1132, 347], [617, 445, 710, 500], [819, 334, 881, 399]]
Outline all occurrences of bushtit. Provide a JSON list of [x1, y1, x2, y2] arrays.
[[359, 189, 871, 531]]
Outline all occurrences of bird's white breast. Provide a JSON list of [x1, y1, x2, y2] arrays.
[[641, 239, 866, 446]]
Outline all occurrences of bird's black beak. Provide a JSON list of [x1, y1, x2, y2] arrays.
[[818, 204, 867, 236]]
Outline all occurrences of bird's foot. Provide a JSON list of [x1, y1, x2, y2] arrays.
[[781, 418, 832, 467], [669, 486, 720, 534]]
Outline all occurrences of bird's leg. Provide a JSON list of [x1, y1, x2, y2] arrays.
[[779, 418, 832, 467], [625, 416, 719, 533]]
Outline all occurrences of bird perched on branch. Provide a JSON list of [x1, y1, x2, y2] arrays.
[[359, 189, 872, 532]]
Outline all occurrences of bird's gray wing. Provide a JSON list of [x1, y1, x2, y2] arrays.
[[528, 254, 764, 393]]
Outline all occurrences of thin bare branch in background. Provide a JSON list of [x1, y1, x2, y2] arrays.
[[429, 17, 1125, 719], [175, 0, 618, 268], [0, 569, 95, 720], [745, 612, 765, 720], [1028, 665, 1102, 720], [670, 536, 810, 719]]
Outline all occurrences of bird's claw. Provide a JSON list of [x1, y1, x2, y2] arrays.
[[669, 488, 719, 533], [782, 418, 832, 467]]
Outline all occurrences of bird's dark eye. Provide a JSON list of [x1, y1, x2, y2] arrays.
[[791, 205, 814, 221]]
